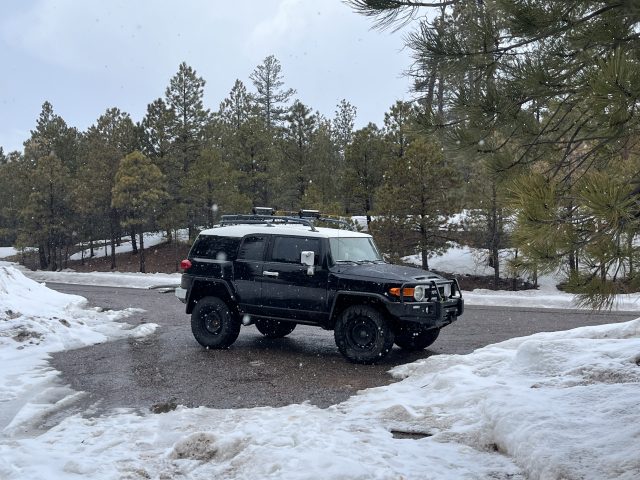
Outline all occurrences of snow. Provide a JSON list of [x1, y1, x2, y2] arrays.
[[404, 245, 640, 311], [0, 245, 639, 479], [0, 266, 158, 436], [0, 247, 19, 259], [69, 231, 181, 260]]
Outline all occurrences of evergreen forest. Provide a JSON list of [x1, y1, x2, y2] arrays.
[[1, 0, 639, 308]]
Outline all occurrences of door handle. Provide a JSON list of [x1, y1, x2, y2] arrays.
[[263, 271, 279, 277]]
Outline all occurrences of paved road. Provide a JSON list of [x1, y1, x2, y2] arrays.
[[48, 283, 638, 414]]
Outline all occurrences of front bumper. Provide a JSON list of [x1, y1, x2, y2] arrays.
[[386, 298, 464, 328]]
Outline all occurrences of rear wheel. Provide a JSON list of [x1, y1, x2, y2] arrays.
[[394, 325, 440, 351], [334, 305, 394, 364], [191, 296, 240, 349], [255, 319, 297, 338]]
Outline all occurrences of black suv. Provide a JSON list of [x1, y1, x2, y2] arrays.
[[176, 213, 463, 364]]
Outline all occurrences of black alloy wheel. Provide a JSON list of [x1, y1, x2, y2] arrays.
[[334, 305, 394, 364], [191, 296, 241, 349]]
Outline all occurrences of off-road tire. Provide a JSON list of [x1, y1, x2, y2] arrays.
[[255, 319, 297, 338], [334, 305, 394, 364], [191, 296, 241, 349], [394, 325, 440, 351]]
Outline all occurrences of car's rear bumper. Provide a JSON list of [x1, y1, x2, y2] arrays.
[[175, 287, 187, 303]]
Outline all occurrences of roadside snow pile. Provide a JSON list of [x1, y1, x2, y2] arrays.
[[0, 266, 157, 433], [24, 268, 181, 289], [404, 245, 518, 277], [2, 317, 638, 479], [0, 247, 19, 259]]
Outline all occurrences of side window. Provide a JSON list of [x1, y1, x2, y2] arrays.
[[237, 235, 266, 261], [270, 236, 321, 265], [190, 235, 240, 261]]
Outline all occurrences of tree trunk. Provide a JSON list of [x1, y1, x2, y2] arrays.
[[109, 210, 117, 270], [130, 227, 138, 254], [421, 246, 429, 270], [489, 182, 500, 288], [628, 234, 634, 277], [39, 243, 48, 270], [420, 223, 429, 270], [139, 231, 146, 273], [174, 229, 180, 272], [63, 243, 70, 269]]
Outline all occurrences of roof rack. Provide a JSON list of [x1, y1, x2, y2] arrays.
[[220, 214, 356, 232], [221, 214, 319, 231]]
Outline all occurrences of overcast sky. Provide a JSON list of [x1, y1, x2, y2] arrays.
[[0, 0, 413, 154]]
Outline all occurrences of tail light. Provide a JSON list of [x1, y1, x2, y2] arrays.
[[180, 259, 192, 271]]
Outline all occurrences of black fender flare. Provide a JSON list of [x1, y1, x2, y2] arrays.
[[186, 277, 237, 314], [328, 291, 392, 328]]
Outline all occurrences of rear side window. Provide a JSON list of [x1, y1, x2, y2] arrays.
[[190, 235, 240, 261], [237, 235, 266, 261], [270, 236, 321, 265]]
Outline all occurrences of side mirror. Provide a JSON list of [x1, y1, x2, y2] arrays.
[[300, 251, 315, 275]]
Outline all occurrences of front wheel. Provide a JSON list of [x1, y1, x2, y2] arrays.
[[394, 325, 440, 351], [255, 319, 297, 338], [191, 297, 241, 349], [334, 305, 394, 364]]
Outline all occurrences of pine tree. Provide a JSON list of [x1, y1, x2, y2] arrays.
[[344, 124, 385, 222], [249, 55, 295, 130], [182, 147, 251, 228], [112, 151, 167, 273], [22, 102, 79, 268], [20, 154, 71, 271], [332, 99, 357, 159], [80, 108, 137, 269], [306, 118, 343, 213], [377, 136, 460, 269], [349, 0, 640, 305], [279, 100, 317, 209], [164, 62, 210, 238], [218, 79, 253, 130], [141, 97, 182, 242], [215, 80, 272, 207]]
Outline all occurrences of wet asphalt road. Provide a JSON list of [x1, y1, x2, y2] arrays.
[[48, 283, 638, 414]]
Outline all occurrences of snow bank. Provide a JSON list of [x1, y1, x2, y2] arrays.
[[2, 315, 638, 479], [70, 232, 163, 261], [0, 247, 18, 259], [0, 266, 157, 434], [25, 268, 181, 289]]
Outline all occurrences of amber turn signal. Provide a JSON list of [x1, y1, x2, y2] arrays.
[[388, 287, 415, 297]]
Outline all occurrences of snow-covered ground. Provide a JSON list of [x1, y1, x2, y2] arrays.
[[0, 266, 638, 479], [69, 230, 188, 261], [0, 247, 19, 259]]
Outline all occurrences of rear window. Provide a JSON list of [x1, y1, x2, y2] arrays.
[[237, 235, 266, 261], [190, 235, 240, 261]]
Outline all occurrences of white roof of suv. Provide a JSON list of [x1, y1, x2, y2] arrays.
[[199, 223, 372, 239]]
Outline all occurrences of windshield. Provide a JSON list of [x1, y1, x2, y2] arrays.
[[329, 237, 383, 263]]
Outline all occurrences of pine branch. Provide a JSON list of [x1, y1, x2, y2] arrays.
[[346, 0, 458, 30]]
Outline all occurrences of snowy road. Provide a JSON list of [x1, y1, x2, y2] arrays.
[[47, 282, 638, 414]]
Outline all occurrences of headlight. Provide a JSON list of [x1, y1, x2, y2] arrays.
[[413, 285, 426, 302]]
